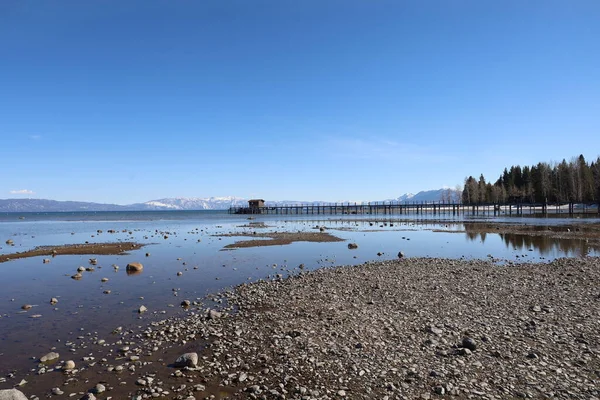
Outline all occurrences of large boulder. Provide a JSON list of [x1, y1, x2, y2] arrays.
[[0, 389, 28, 400], [126, 262, 143, 272]]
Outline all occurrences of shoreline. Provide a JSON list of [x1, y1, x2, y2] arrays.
[[2, 255, 599, 399]]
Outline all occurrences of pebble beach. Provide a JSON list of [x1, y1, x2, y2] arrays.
[[2, 254, 599, 399]]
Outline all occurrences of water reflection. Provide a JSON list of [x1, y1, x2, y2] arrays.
[[464, 224, 597, 256]]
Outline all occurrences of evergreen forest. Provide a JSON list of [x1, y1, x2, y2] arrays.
[[462, 155, 600, 205]]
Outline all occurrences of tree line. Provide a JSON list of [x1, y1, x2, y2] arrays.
[[462, 155, 600, 205]]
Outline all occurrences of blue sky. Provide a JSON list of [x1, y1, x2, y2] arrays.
[[1, 1, 599, 204]]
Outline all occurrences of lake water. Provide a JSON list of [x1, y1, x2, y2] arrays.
[[0, 210, 599, 377]]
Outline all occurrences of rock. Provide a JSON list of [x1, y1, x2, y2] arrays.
[[428, 326, 443, 335], [51, 388, 64, 395], [398, 251, 405, 258], [100, 277, 108, 282], [138, 305, 147, 313], [79, 394, 96, 400], [43, 258, 50, 264], [126, 262, 143, 272], [347, 243, 358, 249], [177, 271, 183, 276], [91, 384, 105, 394], [21, 304, 32, 310], [0, 389, 28, 400], [77, 266, 85, 272], [181, 300, 191, 307], [531, 305, 542, 312], [207, 309, 222, 319], [433, 386, 445, 395], [457, 348, 472, 356], [174, 352, 198, 368], [71, 273, 82, 280], [462, 337, 477, 351], [63, 360, 75, 370], [50, 298, 58, 305], [40, 352, 59, 363]]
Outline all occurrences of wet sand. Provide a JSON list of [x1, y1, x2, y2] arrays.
[[0, 242, 145, 263]]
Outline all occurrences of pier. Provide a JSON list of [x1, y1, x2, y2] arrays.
[[228, 201, 599, 216]]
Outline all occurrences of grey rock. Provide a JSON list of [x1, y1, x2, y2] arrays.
[[40, 352, 59, 363], [462, 337, 477, 351], [174, 352, 198, 368], [91, 383, 105, 394], [0, 389, 28, 400]]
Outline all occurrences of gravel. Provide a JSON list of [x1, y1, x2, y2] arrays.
[[3, 256, 600, 399]]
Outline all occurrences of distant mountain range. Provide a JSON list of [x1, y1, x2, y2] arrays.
[[0, 189, 460, 212], [395, 188, 461, 204]]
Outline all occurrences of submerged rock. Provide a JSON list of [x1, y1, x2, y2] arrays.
[[40, 352, 59, 363], [174, 352, 198, 368], [0, 389, 28, 400], [63, 360, 75, 370]]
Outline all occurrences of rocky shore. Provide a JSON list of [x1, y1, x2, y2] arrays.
[[1, 256, 599, 399]]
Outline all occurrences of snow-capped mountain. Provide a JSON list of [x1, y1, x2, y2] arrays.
[[0, 189, 462, 212], [136, 197, 248, 210], [397, 193, 416, 202], [395, 188, 460, 203]]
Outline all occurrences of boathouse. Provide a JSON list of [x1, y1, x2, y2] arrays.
[[248, 199, 265, 209]]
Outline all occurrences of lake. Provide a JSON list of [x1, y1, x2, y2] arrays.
[[0, 210, 599, 377]]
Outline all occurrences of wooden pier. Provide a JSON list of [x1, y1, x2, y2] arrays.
[[228, 202, 599, 216]]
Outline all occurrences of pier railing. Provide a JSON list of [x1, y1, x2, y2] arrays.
[[228, 201, 599, 216]]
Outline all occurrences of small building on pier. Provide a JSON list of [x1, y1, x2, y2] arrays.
[[248, 199, 265, 209]]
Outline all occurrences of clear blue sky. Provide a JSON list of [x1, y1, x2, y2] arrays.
[[1, 1, 599, 204]]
